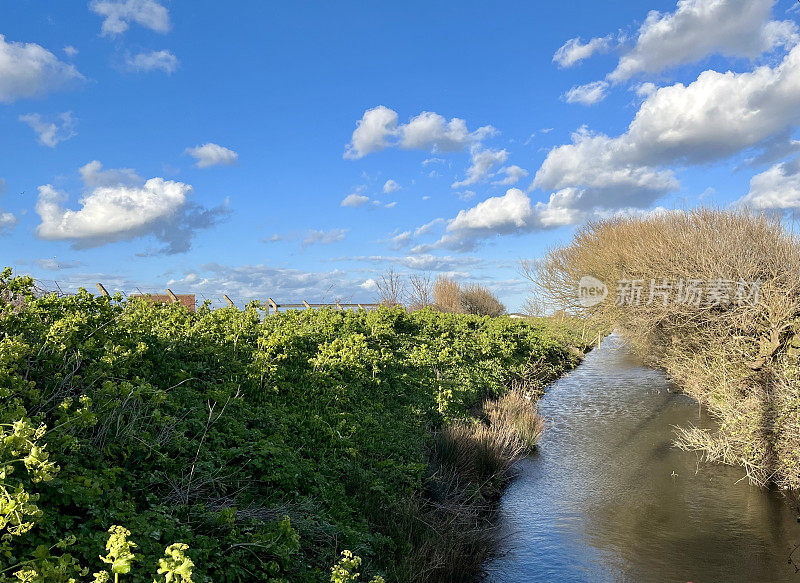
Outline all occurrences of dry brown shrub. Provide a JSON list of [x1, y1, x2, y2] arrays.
[[524, 208, 800, 489], [460, 284, 506, 317], [432, 276, 463, 313]]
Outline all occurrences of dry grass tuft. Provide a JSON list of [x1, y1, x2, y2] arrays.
[[396, 389, 544, 582]]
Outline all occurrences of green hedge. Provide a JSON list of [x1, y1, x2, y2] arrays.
[[0, 272, 584, 582]]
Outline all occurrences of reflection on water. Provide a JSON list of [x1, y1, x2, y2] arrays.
[[485, 334, 798, 583]]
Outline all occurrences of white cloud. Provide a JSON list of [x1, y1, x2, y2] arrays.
[[738, 159, 800, 211], [79, 160, 140, 187], [343, 105, 399, 159], [344, 106, 495, 159], [383, 179, 401, 193], [447, 188, 532, 236], [536, 45, 800, 207], [360, 278, 377, 290], [35, 161, 229, 253], [384, 230, 411, 250], [185, 143, 238, 168], [302, 228, 348, 247], [19, 112, 77, 147], [563, 81, 609, 105], [90, 0, 170, 36], [452, 147, 508, 188], [125, 50, 178, 74], [399, 111, 494, 152], [553, 36, 612, 68], [0, 211, 17, 235], [609, 0, 798, 82], [63, 46, 78, 57], [0, 34, 83, 103], [35, 258, 83, 271], [349, 254, 483, 274], [181, 262, 373, 303], [341, 193, 370, 207], [493, 165, 529, 185]]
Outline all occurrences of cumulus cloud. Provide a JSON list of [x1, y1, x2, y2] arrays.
[[0, 34, 83, 103], [399, 111, 494, 152], [563, 81, 609, 105], [609, 0, 798, 82], [63, 46, 79, 57], [341, 193, 370, 207], [452, 147, 508, 188], [79, 160, 140, 187], [19, 112, 77, 147], [738, 159, 800, 211], [536, 44, 800, 207], [553, 36, 612, 68], [125, 50, 178, 74], [492, 165, 528, 185], [185, 143, 238, 168], [344, 106, 495, 159], [90, 0, 170, 36], [35, 161, 229, 253], [343, 106, 399, 159], [383, 179, 401, 193]]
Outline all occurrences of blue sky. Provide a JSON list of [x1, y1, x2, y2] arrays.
[[1, 0, 798, 310]]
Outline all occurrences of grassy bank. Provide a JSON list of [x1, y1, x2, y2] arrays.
[[0, 270, 590, 582], [528, 209, 800, 493]]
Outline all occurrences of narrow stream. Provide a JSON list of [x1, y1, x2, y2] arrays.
[[485, 334, 798, 582]]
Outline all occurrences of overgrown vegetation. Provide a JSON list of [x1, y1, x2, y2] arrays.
[[374, 272, 506, 317], [526, 209, 800, 492], [0, 269, 590, 582]]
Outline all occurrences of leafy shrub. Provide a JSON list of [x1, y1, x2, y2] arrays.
[[0, 268, 587, 581]]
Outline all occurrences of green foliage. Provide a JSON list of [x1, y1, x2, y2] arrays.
[[0, 270, 586, 581]]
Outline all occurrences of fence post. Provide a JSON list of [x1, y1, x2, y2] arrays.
[[223, 294, 235, 308], [96, 283, 110, 297], [267, 297, 278, 315], [302, 300, 311, 309], [165, 289, 178, 304]]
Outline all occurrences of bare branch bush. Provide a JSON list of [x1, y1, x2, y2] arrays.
[[460, 284, 506, 317], [432, 275, 463, 313], [375, 267, 407, 306], [407, 273, 433, 311], [522, 208, 800, 489]]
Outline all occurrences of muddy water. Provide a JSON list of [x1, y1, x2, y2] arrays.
[[485, 334, 798, 583]]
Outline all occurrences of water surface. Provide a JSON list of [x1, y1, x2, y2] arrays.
[[485, 334, 798, 583]]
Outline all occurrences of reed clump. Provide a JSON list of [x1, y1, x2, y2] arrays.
[[398, 389, 543, 582], [526, 208, 800, 491]]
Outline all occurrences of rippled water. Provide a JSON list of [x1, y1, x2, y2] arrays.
[[485, 334, 798, 583]]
